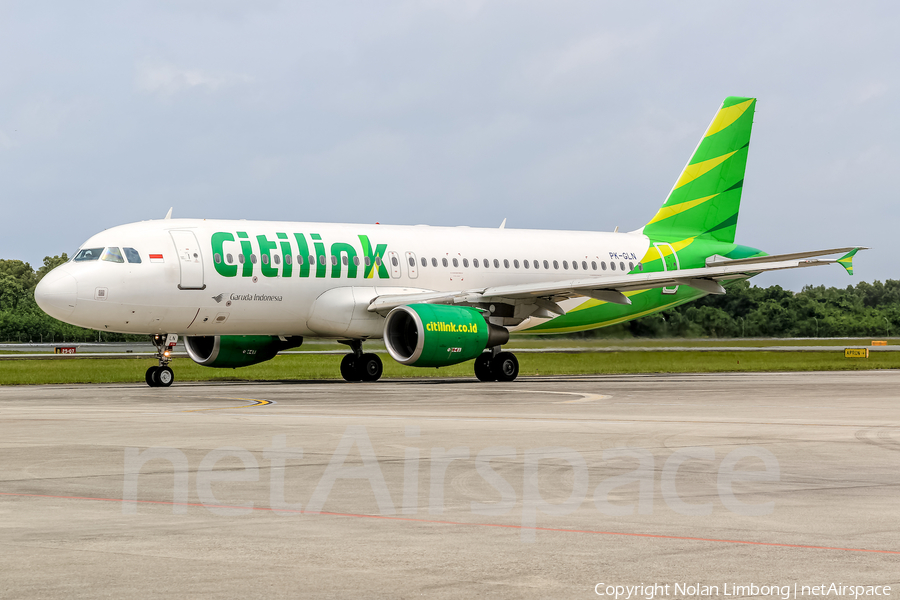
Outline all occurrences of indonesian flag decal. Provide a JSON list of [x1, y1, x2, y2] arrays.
[[149, 253, 164, 263]]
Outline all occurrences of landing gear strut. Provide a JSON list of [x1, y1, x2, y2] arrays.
[[146, 334, 177, 387], [474, 348, 519, 382], [339, 339, 383, 382]]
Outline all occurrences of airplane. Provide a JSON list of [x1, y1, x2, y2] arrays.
[[34, 96, 863, 387]]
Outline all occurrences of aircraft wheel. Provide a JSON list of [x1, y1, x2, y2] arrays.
[[474, 353, 495, 382], [357, 353, 383, 382], [156, 366, 175, 387], [491, 352, 519, 382], [340, 354, 361, 382], [145, 366, 159, 387]]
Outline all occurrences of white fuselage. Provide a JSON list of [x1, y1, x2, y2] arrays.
[[35, 219, 651, 338]]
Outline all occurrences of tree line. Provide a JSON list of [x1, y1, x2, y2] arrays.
[[1, 256, 897, 342]]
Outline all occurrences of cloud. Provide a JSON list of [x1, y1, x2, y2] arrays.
[[135, 63, 251, 97]]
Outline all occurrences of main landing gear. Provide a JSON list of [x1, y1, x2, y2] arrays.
[[339, 340, 383, 382], [474, 348, 519, 382], [146, 334, 177, 387]]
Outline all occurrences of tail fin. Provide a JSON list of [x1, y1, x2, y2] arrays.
[[642, 96, 756, 244]]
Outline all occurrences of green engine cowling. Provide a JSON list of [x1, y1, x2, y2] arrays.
[[384, 304, 509, 368], [184, 335, 302, 368]]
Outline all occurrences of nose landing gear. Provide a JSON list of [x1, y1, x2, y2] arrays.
[[146, 334, 178, 387]]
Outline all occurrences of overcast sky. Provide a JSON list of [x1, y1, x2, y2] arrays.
[[1, 1, 895, 290]]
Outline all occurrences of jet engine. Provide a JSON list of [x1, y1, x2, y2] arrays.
[[383, 304, 509, 367], [184, 335, 302, 368]]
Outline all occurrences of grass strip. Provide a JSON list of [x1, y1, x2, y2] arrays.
[[0, 351, 897, 385]]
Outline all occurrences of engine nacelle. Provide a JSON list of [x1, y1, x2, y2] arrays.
[[383, 304, 509, 367], [184, 335, 302, 368]]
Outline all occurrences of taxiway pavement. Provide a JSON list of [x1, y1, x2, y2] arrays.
[[1, 372, 898, 599]]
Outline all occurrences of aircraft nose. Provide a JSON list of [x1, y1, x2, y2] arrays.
[[34, 268, 77, 319]]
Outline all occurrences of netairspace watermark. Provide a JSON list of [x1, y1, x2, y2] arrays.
[[594, 582, 893, 599], [123, 425, 781, 541]]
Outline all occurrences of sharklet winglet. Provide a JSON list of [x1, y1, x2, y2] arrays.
[[837, 247, 864, 276]]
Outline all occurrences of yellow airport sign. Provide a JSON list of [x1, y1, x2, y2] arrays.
[[844, 348, 869, 358], [872, 340, 887, 346]]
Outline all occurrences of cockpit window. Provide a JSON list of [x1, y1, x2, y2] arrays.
[[74, 248, 104, 261], [123, 247, 141, 263], [101, 247, 125, 263]]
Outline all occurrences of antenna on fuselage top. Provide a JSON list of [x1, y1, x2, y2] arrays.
[[499, 218, 507, 229], [164, 207, 173, 220]]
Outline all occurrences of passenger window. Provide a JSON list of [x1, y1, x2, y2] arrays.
[[365, 257, 372, 266], [503, 259, 510, 268], [343, 256, 349, 266], [513, 259, 519, 268], [296, 255, 304, 265], [442, 258, 448, 267], [354, 256, 360, 266], [74, 248, 104, 262], [582, 261, 588, 270], [493, 259, 499, 268], [331, 256, 338, 266], [285, 255, 292, 265], [226, 253, 234, 264], [553, 260, 559, 269], [239, 254, 245, 264], [473, 258, 479, 268], [408, 257, 415, 267], [572, 261, 578, 270], [543, 260, 549, 269], [432, 258, 438, 267], [101, 247, 124, 263], [463, 258, 469, 268], [591, 261, 597, 270], [251, 254, 258, 264], [262, 254, 269, 265], [421, 257, 427, 267], [318, 255, 325, 265], [523, 260, 529, 269], [563, 261, 569, 270], [123, 247, 142, 263], [375, 257, 382, 266], [452, 258, 458, 267], [620, 261, 626, 271], [628, 261, 634, 271], [638, 262, 643, 271], [483, 258, 489, 267], [601, 261, 607, 270], [611, 262, 616, 271], [214, 253, 222, 264], [274, 255, 281, 265]]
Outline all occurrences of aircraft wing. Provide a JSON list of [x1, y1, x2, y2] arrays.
[[367, 247, 866, 314]]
